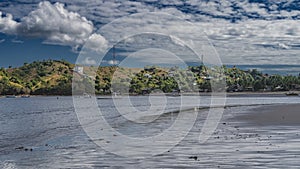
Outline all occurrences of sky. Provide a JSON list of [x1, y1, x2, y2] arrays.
[[0, 0, 299, 74]]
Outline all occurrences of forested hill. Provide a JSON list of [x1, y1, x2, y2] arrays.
[[0, 60, 300, 96], [0, 60, 73, 95]]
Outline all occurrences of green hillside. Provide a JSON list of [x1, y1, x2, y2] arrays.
[[0, 60, 73, 95], [0, 60, 300, 96]]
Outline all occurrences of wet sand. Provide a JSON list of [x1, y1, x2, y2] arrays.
[[2, 97, 300, 168], [233, 104, 300, 126]]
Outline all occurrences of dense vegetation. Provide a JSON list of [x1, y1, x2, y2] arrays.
[[0, 60, 73, 95], [0, 60, 300, 96]]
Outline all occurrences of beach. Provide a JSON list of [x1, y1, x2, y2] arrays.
[[1, 96, 300, 168], [233, 104, 300, 126]]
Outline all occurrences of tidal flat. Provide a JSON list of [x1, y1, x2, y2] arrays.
[[1, 96, 300, 168]]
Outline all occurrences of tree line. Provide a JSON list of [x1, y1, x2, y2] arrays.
[[1, 60, 300, 95]]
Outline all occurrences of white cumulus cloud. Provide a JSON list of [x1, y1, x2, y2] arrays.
[[84, 33, 108, 53], [0, 1, 107, 51], [0, 11, 19, 34], [82, 57, 97, 65]]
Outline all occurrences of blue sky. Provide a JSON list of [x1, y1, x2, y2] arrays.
[[0, 0, 299, 74], [0, 33, 77, 67]]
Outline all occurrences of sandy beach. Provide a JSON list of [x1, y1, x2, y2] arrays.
[[233, 103, 300, 126]]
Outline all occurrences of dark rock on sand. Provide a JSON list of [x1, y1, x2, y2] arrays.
[[189, 156, 198, 160], [15, 146, 32, 151], [15, 146, 24, 150]]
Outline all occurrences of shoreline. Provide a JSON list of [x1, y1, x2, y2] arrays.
[[0, 91, 297, 97]]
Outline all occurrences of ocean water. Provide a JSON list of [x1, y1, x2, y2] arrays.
[[1, 96, 300, 168], [227, 64, 300, 76]]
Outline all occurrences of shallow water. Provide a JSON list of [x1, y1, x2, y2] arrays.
[[1, 96, 300, 168]]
